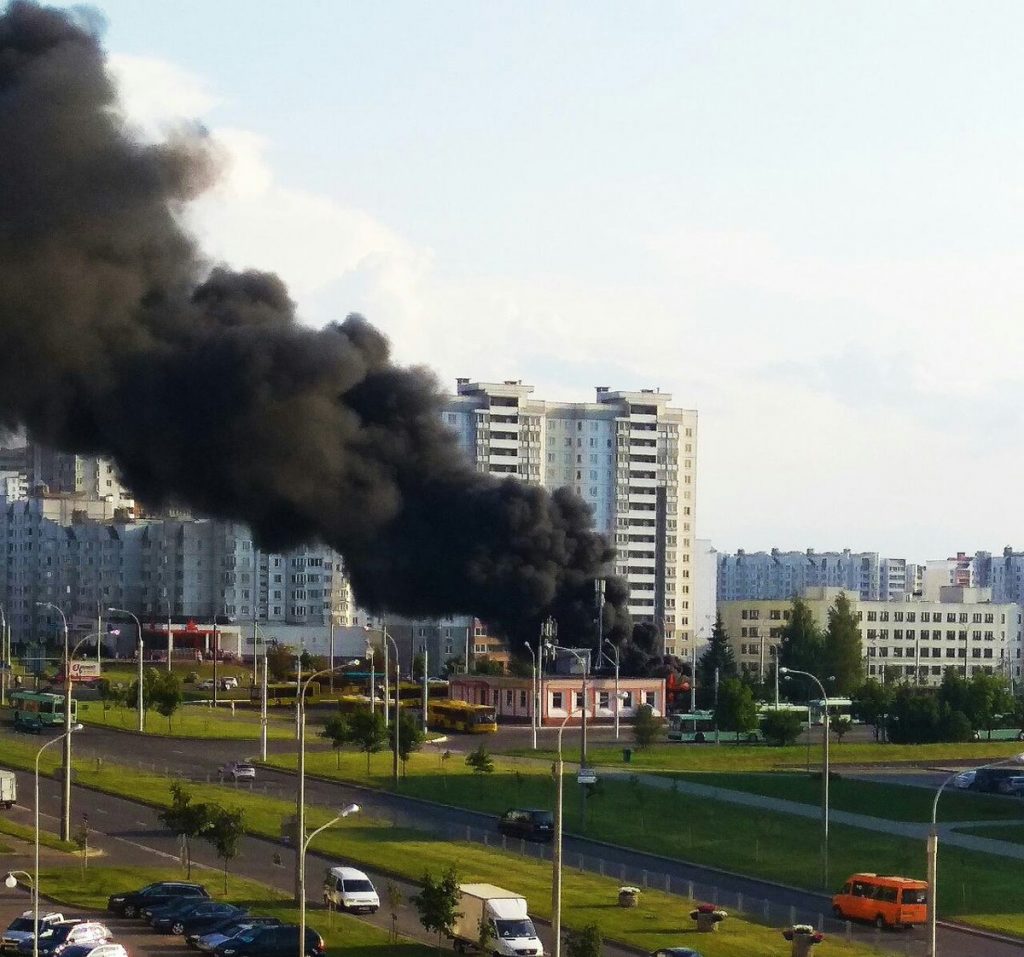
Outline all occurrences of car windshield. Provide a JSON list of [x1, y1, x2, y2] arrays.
[[8, 919, 36, 932], [235, 765, 254, 772], [231, 928, 262, 943], [494, 920, 534, 940], [901, 889, 928, 905], [342, 881, 374, 894], [531, 813, 553, 825]]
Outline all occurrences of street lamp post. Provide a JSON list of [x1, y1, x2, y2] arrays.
[[383, 631, 400, 787], [35, 603, 70, 841], [780, 667, 830, 887], [365, 645, 376, 717], [551, 708, 581, 957], [545, 641, 590, 827], [298, 803, 359, 957], [602, 639, 620, 741], [0, 602, 7, 707], [107, 608, 143, 733], [523, 641, 538, 750], [255, 624, 268, 762], [927, 752, 1024, 957], [29, 724, 82, 957], [294, 665, 349, 904]]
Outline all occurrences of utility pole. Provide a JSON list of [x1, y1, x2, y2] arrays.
[[212, 619, 219, 708], [421, 643, 429, 731], [37, 601, 71, 842]]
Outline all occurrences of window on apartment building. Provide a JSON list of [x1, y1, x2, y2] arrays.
[[907, 612, 916, 622], [867, 611, 877, 621], [551, 691, 563, 710], [920, 647, 930, 658]]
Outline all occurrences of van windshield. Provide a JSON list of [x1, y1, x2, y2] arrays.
[[901, 889, 927, 905], [495, 919, 535, 940], [342, 881, 374, 894]]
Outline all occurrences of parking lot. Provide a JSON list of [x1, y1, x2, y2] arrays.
[[0, 888, 183, 957]]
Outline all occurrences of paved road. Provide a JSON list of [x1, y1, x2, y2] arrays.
[[17, 725, 1024, 957]]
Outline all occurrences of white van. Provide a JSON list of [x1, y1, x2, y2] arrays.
[[322, 866, 380, 913]]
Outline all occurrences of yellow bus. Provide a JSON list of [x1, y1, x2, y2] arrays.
[[427, 699, 497, 734]]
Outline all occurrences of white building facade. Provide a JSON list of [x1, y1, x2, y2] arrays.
[[443, 380, 698, 657]]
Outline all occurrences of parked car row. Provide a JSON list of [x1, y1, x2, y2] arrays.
[[106, 882, 324, 957], [2, 913, 124, 957]]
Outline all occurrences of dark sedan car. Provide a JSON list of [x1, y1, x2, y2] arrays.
[[154, 903, 243, 935], [213, 925, 324, 957], [108, 882, 209, 919], [187, 917, 281, 952], [649, 949, 704, 957], [145, 897, 210, 926], [174, 906, 247, 938], [498, 808, 554, 843]]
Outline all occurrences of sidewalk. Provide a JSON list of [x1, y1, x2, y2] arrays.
[[498, 750, 1024, 861]]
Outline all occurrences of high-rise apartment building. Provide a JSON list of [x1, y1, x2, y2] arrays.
[[717, 549, 915, 603], [444, 380, 698, 656], [27, 443, 134, 514], [0, 493, 354, 647]]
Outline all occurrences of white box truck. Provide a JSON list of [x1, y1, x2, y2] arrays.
[[0, 770, 15, 810], [451, 884, 543, 956]]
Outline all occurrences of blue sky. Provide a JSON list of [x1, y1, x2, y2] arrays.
[[57, 1, 1024, 559]]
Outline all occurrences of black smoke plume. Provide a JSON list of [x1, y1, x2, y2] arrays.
[[0, 2, 630, 642]]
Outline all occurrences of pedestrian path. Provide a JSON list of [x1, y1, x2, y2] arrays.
[[498, 750, 1024, 861]]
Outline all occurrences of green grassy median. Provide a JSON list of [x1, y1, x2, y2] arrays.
[[73, 702, 296, 740]]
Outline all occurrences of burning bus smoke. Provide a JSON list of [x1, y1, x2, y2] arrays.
[[0, 2, 630, 641]]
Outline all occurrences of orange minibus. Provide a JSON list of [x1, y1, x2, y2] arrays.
[[832, 873, 928, 929]]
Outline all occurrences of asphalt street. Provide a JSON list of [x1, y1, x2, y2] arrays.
[[17, 724, 1024, 957]]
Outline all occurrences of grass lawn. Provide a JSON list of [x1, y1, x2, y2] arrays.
[[955, 822, 1024, 844], [0, 735, 901, 956], [72, 701, 296, 740], [504, 739, 1024, 772], [36, 865, 433, 957], [0, 815, 80, 853], [672, 772, 1024, 823], [263, 747, 1024, 933]]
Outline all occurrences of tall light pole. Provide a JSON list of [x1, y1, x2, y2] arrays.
[[546, 641, 589, 827], [523, 641, 538, 750], [298, 803, 359, 957], [294, 664, 349, 903], [257, 625, 268, 762], [365, 645, 375, 717], [107, 608, 143, 733], [551, 708, 581, 957], [384, 631, 400, 788], [381, 625, 390, 728], [780, 667, 830, 887], [28, 724, 82, 957], [0, 602, 7, 707], [927, 752, 1024, 957], [602, 639, 620, 741], [35, 602, 70, 841], [420, 642, 429, 731]]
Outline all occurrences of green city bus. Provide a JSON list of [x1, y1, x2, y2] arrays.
[[10, 690, 76, 732]]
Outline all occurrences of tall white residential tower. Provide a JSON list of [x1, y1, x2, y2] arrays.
[[443, 380, 698, 657]]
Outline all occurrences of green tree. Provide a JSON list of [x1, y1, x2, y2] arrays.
[[471, 656, 505, 676], [852, 678, 893, 740], [412, 653, 426, 681], [201, 806, 245, 893], [760, 708, 803, 746], [715, 678, 758, 739], [564, 922, 603, 957], [695, 613, 737, 707], [158, 783, 211, 878], [778, 598, 825, 693], [411, 865, 461, 954], [831, 715, 853, 743], [465, 744, 494, 793], [149, 670, 183, 732], [631, 703, 661, 749], [390, 709, 425, 776], [823, 592, 863, 695], [348, 709, 386, 776], [440, 655, 464, 677], [265, 643, 294, 681], [320, 714, 352, 768]]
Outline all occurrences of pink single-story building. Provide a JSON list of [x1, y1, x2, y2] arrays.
[[448, 674, 665, 727]]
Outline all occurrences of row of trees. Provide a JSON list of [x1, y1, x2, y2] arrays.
[[158, 783, 245, 889], [97, 670, 184, 730], [320, 708, 425, 774]]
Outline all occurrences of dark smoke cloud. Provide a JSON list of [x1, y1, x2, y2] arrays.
[[0, 2, 630, 642]]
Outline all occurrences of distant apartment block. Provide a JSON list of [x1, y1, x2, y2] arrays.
[[444, 380, 698, 657], [719, 585, 1021, 688], [717, 548, 915, 603]]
